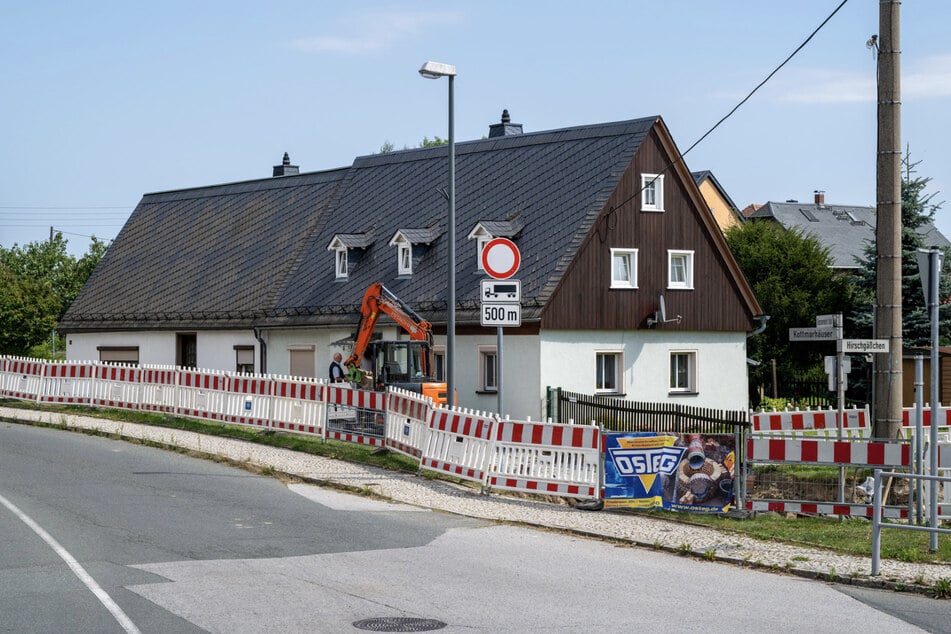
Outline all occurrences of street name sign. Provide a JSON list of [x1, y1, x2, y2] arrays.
[[789, 327, 840, 341], [815, 314, 842, 328], [841, 339, 889, 354]]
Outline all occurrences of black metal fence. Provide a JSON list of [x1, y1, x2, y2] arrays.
[[547, 387, 748, 434]]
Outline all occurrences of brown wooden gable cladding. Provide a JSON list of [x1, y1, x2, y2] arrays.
[[541, 120, 761, 332]]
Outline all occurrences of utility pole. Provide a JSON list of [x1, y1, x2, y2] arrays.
[[873, 0, 902, 439]]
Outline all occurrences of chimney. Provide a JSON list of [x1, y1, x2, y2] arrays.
[[488, 109, 523, 138], [814, 190, 825, 205], [273, 152, 299, 177]]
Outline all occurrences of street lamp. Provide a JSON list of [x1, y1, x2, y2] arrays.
[[419, 60, 456, 405]]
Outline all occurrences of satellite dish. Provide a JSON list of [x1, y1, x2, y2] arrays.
[[647, 294, 682, 328]]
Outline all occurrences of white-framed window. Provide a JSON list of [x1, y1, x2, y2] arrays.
[[610, 248, 638, 289], [641, 173, 665, 212], [479, 346, 497, 392], [234, 346, 254, 374], [667, 250, 694, 289], [398, 242, 412, 275], [335, 249, 348, 279], [596, 352, 622, 394], [670, 350, 697, 393]]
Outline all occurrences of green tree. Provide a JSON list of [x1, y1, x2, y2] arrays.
[[852, 150, 951, 347], [726, 220, 858, 397], [0, 234, 107, 356]]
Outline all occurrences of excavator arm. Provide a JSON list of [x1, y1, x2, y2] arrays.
[[344, 282, 433, 376]]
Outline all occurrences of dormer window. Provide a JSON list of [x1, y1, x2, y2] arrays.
[[327, 232, 372, 280], [641, 173, 665, 212], [468, 218, 524, 270], [389, 228, 441, 277]]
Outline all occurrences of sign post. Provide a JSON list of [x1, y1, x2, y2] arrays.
[[480, 238, 521, 415]]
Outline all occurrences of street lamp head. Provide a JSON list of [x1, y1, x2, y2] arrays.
[[419, 61, 456, 79]]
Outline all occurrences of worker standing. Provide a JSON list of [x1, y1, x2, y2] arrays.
[[329, 352, 346, 382]]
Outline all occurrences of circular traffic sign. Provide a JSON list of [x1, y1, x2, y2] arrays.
[[482, 238, 520, 279]]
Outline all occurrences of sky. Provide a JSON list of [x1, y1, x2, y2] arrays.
[[2, 1, 950, 257]]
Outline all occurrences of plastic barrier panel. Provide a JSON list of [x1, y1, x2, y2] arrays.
[[325, 385, 386, 447], [139, 366, 178, 414], [269, 376, 324, 436], [92, 364, 141, 410], [225, 374, 273, 428], [385, 388, 434, 459], [1, 357, 46, 401], [39, 362, 95, 405], [487, 420, 600, 499], [746, 437, 910, 467], [750, 407, 869, 439], [420, 408, 496, 485], [746, 499, 909, 520], [177, 369, 229, 422]]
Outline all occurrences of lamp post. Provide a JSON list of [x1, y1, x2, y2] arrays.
[[419, 60, 456, 405]]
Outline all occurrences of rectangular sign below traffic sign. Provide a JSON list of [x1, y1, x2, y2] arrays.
[[481, 302, 521, 327], [789, 327, 841, 341], [841, 339, 889, 354], [815, 314, 842, 328]]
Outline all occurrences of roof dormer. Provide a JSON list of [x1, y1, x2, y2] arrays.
[[467, 218, 523, 270], [388, 227, 442, 276], [327, 232, 372, 279]]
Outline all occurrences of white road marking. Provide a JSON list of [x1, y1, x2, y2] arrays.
[[287, 483, 429, 512], [0, 492, 142, 634]]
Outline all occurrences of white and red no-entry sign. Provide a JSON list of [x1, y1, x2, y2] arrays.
[[481, 238, 520, 280]]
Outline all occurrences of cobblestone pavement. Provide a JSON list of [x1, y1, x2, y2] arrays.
[[4, 406, 951, 594]]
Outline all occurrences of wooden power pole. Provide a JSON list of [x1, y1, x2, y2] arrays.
[[874, 0, 902, 439]]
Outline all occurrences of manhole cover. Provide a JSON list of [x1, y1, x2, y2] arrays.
[[352, 617, 447, 632]]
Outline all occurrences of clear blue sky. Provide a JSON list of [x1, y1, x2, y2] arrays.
[[2, 1, 950, 256]]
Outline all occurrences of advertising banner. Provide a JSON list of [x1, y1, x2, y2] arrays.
[[603, 432, 735, 513]]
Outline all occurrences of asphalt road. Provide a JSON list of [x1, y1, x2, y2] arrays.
[[0, 422, 946, 632]]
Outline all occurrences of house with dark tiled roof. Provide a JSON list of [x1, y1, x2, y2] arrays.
[[748, 191, 950, 270], [61, 112, 764, 418]]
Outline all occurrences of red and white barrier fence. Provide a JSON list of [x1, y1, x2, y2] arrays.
[[39, 361, 95, 405], [747, 437, 910, 467], [324, 384, 386, 447], [385, 388, 434, 459], [421, 408, 497, 485], [488, 419, 600, 499], [269, 376, 324, 436], [749, 407, 869, 438]]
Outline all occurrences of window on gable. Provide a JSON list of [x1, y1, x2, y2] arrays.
[[596, 352, 622, 394], [641, 173, 665, 212], [670, 350, 697, 393], [335, 249, 348, 279], [475, 231, 492, 270], [668, 250, 694, 289], [610, 248, 638, 289], [479, 346, 497, 392]]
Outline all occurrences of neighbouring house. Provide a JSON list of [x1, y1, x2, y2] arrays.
[[746, 191, 950, 271], [60, 112, 765, 419], [691, 170, 744, 234]]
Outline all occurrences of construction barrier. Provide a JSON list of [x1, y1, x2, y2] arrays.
[[324, 384, 386, 447], [1, 357, 45, 401], [92, 364, 141, 410], [420, 408, 497, 486], [270, 376, 324, 436], [225, 374, 273, 428], [139, 365, 178, 414], [177, 368, 229, 422], [38, 362, 95, 405], [488, 419, 601, 499], [750, 407, 869, 439], [385, 387, 433, 459]]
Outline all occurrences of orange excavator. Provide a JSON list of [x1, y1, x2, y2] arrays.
[[343, 282, 448, 405]]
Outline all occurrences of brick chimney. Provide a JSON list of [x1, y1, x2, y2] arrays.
[[273, 152, 299, 177], [814, 190, 825, 205], [488, 109, 523, 138]]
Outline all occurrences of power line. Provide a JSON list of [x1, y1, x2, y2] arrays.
[[611, 0, 850, 216]]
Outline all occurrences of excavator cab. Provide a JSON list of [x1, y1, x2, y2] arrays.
[[365, 340, 445, 403]]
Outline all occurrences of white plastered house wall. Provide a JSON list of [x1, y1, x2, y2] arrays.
[[67, 330, 259, 369]]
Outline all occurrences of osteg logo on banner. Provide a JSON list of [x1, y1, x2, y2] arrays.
[[609, 435, 685, 492]]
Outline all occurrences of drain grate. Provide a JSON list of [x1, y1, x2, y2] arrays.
[[352, 617, 447, 632]]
